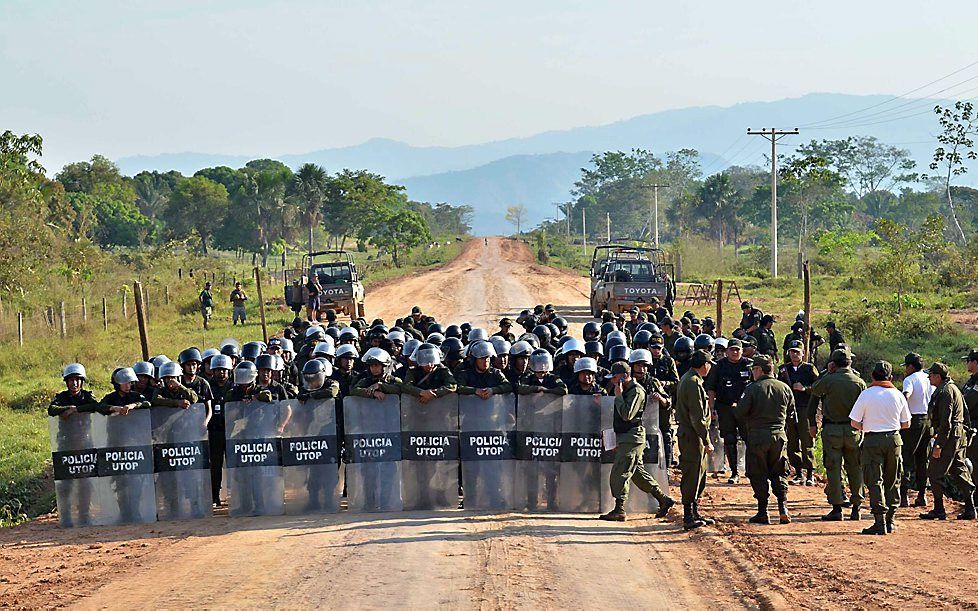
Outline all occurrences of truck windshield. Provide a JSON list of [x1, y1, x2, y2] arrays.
[[607, 261, 653, 282], [311, 263, 352, 285]]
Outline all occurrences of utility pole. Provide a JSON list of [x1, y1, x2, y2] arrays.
[[553, 203, 570, 237], [639, 184, 669, 247], [606, 212, 611, 243], [747, 127, 799, 277], [582, 208, 587, 258]]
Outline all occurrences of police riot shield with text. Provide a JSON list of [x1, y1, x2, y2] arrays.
[[151, 404, 211, 521], [282, 398, 340, 514], [400, 395, 459, 510], [90, 409, 158, 525], [344, 395, 403, 512], [459, 394, 517, 511], [225, 400, 289, 517], [50, 413, 102, 527], [558, 395, 606, 512], [515, 393, 563, 512]]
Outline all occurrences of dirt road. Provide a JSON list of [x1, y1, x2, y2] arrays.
[[4, 237, 974, 608]]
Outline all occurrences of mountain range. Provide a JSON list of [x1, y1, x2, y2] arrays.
[[116, 93, 951, 234]]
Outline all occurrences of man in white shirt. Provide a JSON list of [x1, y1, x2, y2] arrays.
[[900, 352, 933, 508], [850, 360, 911, 536]]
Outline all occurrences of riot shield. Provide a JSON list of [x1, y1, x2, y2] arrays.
[[558, 395, 605, 513], [225, 400, 289, 517], [400, 395, 459, 511], [90, 409, 157, 525], [459, 395, 517, 511], [344, 395, 402, 512], [49, 413, 100, 527], [707, 424, 725, 473], [151, 404, 211, 521], [514, 393, 563, 512], [282, 398, 340, 514]]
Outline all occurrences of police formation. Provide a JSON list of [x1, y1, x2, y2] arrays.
[[48, 301, 977, 536]]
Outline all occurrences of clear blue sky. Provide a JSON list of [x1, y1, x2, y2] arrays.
[[2, 0, 975, 171]]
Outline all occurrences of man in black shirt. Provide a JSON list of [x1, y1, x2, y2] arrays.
[[705, 339, 753, 484]]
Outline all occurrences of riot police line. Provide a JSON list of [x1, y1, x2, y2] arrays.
[[50, 392, 668, 527]]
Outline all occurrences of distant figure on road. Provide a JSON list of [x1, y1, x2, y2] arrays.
[[199, 282, 213, 329], [305, 274, 322, 322], [230, 282, 248, 326]]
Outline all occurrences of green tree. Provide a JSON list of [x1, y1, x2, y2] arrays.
[[287, 163, 329, 253], [165, 176, 229, 253], [930, 101, 978, 244], [132, 170, 183, 219], [695, 173, 741, 249], [366, 205, 431, 266], [869, 215, 947, 312]]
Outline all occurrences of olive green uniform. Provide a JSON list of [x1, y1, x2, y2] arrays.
[[609, 381, 668, 504], [809, 367, 866, 506], [927, 380, 974, 500], [861, 430, 903, 517], [735, 375, 792, 502], [958, 372, 978, 503], [675, 369, 711, 505]]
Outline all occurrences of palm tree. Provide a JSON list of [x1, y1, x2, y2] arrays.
[[288, 163, 329, 254]]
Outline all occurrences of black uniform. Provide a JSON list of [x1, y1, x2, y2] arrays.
[[777, 361, 819, 475], [209, 378, 234, 503], [705, 357, 753, 477]]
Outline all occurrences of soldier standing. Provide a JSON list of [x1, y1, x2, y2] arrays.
[[739, 301, 762, 334], [199, 282, 214, 329], [675, 351, 714, 531], [778, 340, 819, 485], [920, 362, 976, 520], [848, 361, 910, 535], [959, 349, 978, 513], [230, 282, 248, 326], [753, 314, 778, 361], [705, 338, 752, 484], [825, 321, 845, 353], [735, 355, 793, 525], [900, 353, 933, 508], [809, 349, 866, 521], [600, 362, 676, 521]]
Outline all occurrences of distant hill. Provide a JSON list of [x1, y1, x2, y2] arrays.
[[116, 93, 953, 233]]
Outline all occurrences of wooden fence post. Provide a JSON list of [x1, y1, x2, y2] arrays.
[[803, 261, 812, 364], [715, 279, 723, 337], [102, 297, 108, 331], [82, 296, 88, 322], [123, 290, 128, 319], [17, 312, 23, 346], [254, 266, 268, 344], [58, 300, 66, 338], [143, 286, 150, 324], [133, 281, 150, 361], [164, 285, 170, 306]]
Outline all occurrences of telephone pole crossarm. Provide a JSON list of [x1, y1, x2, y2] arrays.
[[746, 127, 799, 278]]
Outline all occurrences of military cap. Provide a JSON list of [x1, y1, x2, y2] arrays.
[[761, 314, 776, 324], [610, 362, 630, 376], [741, 301, 752, 309], [742, 335, 757, 347], [903, 352, 923, 367], [499, 317, 513, 326], [787, 339, 804, 351], [689, 351, 712, 368], [649, 335, 664, 347], [926, 362, 949, 377], [629, 306, 640, 314], [727, 338, 743, 348], [751, 355, 773, 368], [829, 349, 850, 363], [661, 318, 674, 327], [872, 360, 893, 379], [411, 305, 422, 314], [825, 321, 836, 329], [961, 349, 978, 362]]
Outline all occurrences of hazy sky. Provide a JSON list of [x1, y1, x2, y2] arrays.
[[3, 0, 976, 171]]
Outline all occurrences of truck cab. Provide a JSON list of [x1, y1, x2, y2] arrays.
[[285, 250, 366, 319]]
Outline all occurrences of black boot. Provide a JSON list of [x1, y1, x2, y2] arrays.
[[600, 500, 626, 522], [693, 501, 714, 525], [821, 505, 844, 521], [683, 503, 705, 531], [777, 498, 791, 524], [654, 495, 675, 519], [849, 504, 862, 521], [885, 508, 896, 533], [914, 488, 927, 507], [749, 499, 770, 524], [861, 514, 887, 535], [920, 490, 946, 520], [958, 492, 976, 520], [899, 485, 909, 508], [725, 444, 739, 484]]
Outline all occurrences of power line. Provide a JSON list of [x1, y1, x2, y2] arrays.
[[799, 58, 978, 128]]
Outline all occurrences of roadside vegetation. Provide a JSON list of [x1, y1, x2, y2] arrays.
[[0, 129, 469, 527]]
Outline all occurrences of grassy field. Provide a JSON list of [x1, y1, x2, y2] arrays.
[[0, 239, 463, 527]]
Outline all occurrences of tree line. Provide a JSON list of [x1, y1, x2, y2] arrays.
[[54, 155, 473, 265], [540, 101, 978, 264]]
